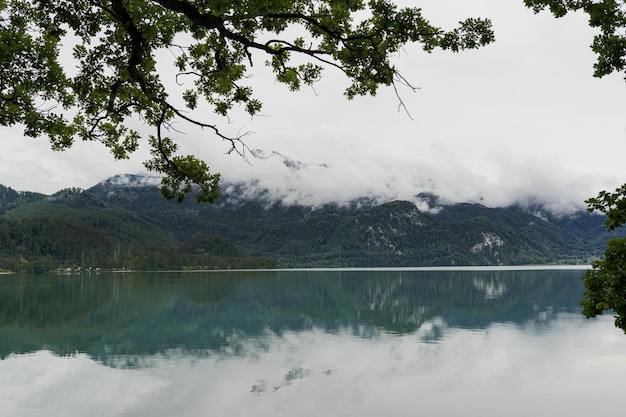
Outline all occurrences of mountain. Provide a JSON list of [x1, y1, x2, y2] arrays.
[[0, 184, 45, 214], [0, 174, 622, 271]]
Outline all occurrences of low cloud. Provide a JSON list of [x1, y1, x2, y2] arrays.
[[212, 142, 620, 215]]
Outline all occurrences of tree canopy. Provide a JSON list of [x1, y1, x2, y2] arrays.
[[1, 0, 494, 202], [580, 185, 626, 331], [524, 0, 626, 79], [523, 1, 626, 331]]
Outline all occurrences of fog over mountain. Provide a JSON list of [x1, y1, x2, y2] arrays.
[[4, 144, 610, 216], [201, 149, 601, 216], [93, 163, 590, 219]]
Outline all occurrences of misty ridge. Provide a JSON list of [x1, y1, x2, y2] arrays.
[[200, 149, 599, 215], [1, 172, 624, 272]]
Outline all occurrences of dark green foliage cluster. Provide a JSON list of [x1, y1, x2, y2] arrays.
[[0, 185, 45, 214], [0, 215, 276, 272], [579, 185, 626, 331], [524, 0, 626, 79], [0, 183, 278, 272], [182, 233, 242, 257]]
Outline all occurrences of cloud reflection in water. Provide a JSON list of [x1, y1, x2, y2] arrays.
[[2, 313, 625, 417]]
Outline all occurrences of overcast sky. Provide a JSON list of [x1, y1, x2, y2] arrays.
[[2, 0, 626, 213]]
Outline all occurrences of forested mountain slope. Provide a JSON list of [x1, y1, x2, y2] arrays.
[[0, 175, 621, 271]]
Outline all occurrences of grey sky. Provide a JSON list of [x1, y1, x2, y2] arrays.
[[2, 0, 625, 213]]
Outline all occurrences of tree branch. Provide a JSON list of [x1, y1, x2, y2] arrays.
[[110, 0, 148, 91], [165, 102, 252, 159]]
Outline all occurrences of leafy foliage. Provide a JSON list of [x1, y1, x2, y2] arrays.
[[581, 185, 626, 331], [524, 2, 626, 332], [524, 0, 626, 79], [1, 0, 494, 202], [586, 184, 626, 231]]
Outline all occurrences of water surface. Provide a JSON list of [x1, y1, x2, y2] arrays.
[[1, 268, 624, 416]]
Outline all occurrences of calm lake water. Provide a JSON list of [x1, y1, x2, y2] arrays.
[[1, 268, 625, 417]]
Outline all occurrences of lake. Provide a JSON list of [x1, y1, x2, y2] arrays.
[[1, 267, 625, 417]]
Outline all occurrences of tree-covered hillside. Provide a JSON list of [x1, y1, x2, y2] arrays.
[[0, 175, 622, 272], [0, 183, 278, 272]]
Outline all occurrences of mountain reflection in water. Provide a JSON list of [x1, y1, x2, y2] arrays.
[[1, 268, 625, 417]]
